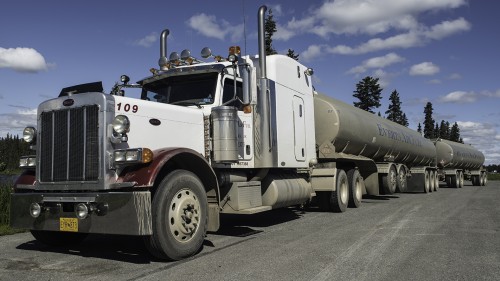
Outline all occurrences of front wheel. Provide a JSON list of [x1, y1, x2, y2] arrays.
[[145, 170, 208, 261]]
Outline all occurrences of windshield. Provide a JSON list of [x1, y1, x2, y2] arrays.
[[141, 72, 218, 106]]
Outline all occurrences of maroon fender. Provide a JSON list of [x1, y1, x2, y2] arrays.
[[117, 147, 219, 203], [13, 170, 36, 190]]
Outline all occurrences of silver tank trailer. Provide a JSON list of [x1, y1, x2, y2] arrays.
[[314, 93, 436, 167], [434, 139, 484, 170]]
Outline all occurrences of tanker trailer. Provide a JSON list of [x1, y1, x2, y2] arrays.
[[313, 92, 438, 203], [434, 139, 487, 187]]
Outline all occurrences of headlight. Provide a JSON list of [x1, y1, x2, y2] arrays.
[[23, 127, 37, 143], [114, 148, 153, 165], [113, 115, 130, 134], [19, 155, 36, 168]]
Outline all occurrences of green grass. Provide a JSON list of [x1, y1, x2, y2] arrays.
[[488, 173, 500, 181]]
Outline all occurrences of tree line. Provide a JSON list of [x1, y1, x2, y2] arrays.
[[0, 134, 31, 174]]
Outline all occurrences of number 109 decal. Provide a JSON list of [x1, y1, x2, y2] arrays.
[[117, 103, 139, 113]]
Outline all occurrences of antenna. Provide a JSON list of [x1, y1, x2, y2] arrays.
[[242, 0, 247, 55]]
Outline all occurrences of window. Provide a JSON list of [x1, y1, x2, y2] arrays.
[[141, 72, 218, 106]]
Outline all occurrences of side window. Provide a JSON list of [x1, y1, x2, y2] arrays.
[[222, 78, 243, 107]]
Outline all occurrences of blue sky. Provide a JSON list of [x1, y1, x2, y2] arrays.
[[1, 0, 499, 165]]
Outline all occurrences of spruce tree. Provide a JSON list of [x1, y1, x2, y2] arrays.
[[353, 76, 382, 114], [264, 9, 277, 55], [423, 102, 435, 139], [385, 90, 408, 126], [417, 123, 423, 135], [286, 49, 299, 61], [450, 122, 461, 142]]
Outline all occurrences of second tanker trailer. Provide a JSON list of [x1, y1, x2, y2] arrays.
[[434, 138, 487, 187]]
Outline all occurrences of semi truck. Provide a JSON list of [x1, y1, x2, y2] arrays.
[[10, 5, 486, 260]]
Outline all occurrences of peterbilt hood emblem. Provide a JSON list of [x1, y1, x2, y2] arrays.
[[63, 99, 74, 106]]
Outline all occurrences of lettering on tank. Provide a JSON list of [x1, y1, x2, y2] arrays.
[[455, 150, 482, 160], [376, 123, 423, 147]]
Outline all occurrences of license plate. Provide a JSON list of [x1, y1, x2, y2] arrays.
[[60, 218, 78, 232]]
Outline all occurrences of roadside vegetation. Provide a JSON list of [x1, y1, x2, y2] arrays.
[[488, 173, 500, 181], [0, 183, 24, 236]]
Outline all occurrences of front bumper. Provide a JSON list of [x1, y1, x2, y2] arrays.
[[10, 191, 152, 236]]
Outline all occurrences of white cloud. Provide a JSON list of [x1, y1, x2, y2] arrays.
[[455, 121, 499, 165], [424, 18, 471, 40], [448, 73, 462, 80], [0, 47, 52, 73], [0, 109, 37, 137], [439, 89, 500, 103], [187, 13, 243, 42], [348, 53, 405, 74], [410, 62, 440, 76], [314, 0, 466, 36], [301, 45, 324, 62], [134, 32, 157, 48], [329, 32, 421, 55], [439, 91, 477, 103]]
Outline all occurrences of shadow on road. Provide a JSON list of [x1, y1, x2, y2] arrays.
[[16, 234, 154, 264], [14, 208, 304, 264]]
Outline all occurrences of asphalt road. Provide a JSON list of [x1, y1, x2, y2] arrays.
[[1, 182, 499, 281]]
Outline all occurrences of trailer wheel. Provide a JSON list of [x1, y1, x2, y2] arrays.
[[450, 174, 459, 188], [428, 170, 434, 193], [145, 170, 208, 260], [396, 166, 407, 193], [31, 230, 88, 247], [347, 169, 363, 208], [472, 175, 480, 186], [318, 169, 349, 213], [382, 165, 397, 194], [458, 171, 464, 188], [481, 172, 487, 186], [423, 170, 430, 193], [433, 171, 439, 191]]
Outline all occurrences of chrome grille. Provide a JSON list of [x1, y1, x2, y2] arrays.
[[40, 105, 99, 182]]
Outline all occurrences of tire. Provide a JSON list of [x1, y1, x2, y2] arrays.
[[424, 170, 430, 193], [450, 175, 459, 189], [481, 172, 487, 186], [445, 175, 452, 187], [433, 171, 439, 192], [31, 230, 88, 247], [458, 171, 464, 188], [347, 169, 363, 208], [472, 175, 480, 186], [319, 169, 349, 213], [396, 166, 407, 193], [428, 170, 434, 193], [145, 170, 208, 261], [382, 165, 397, 194]]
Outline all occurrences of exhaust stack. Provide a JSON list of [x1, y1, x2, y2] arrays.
[[158, 29, 170, 70], [256, 5, 273, 167]]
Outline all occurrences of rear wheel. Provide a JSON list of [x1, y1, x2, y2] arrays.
[[31, 230, 88, 247], [433, 171, 439, 191], [428, 170, 434, 193], [382, 164, 397, 194], [458, 171, 464, 188], [450, 174, 459, 188], [347, 169, 363, 208], [319, 169, 349, 213], [472, 175, 480, 186], [481, 172, 487, 186], [145, 170, 208, 261], [396, 166, 407, 193], [423, 170, 430, 193]]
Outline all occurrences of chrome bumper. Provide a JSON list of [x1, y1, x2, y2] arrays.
[[10, 191, 152, 236]]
